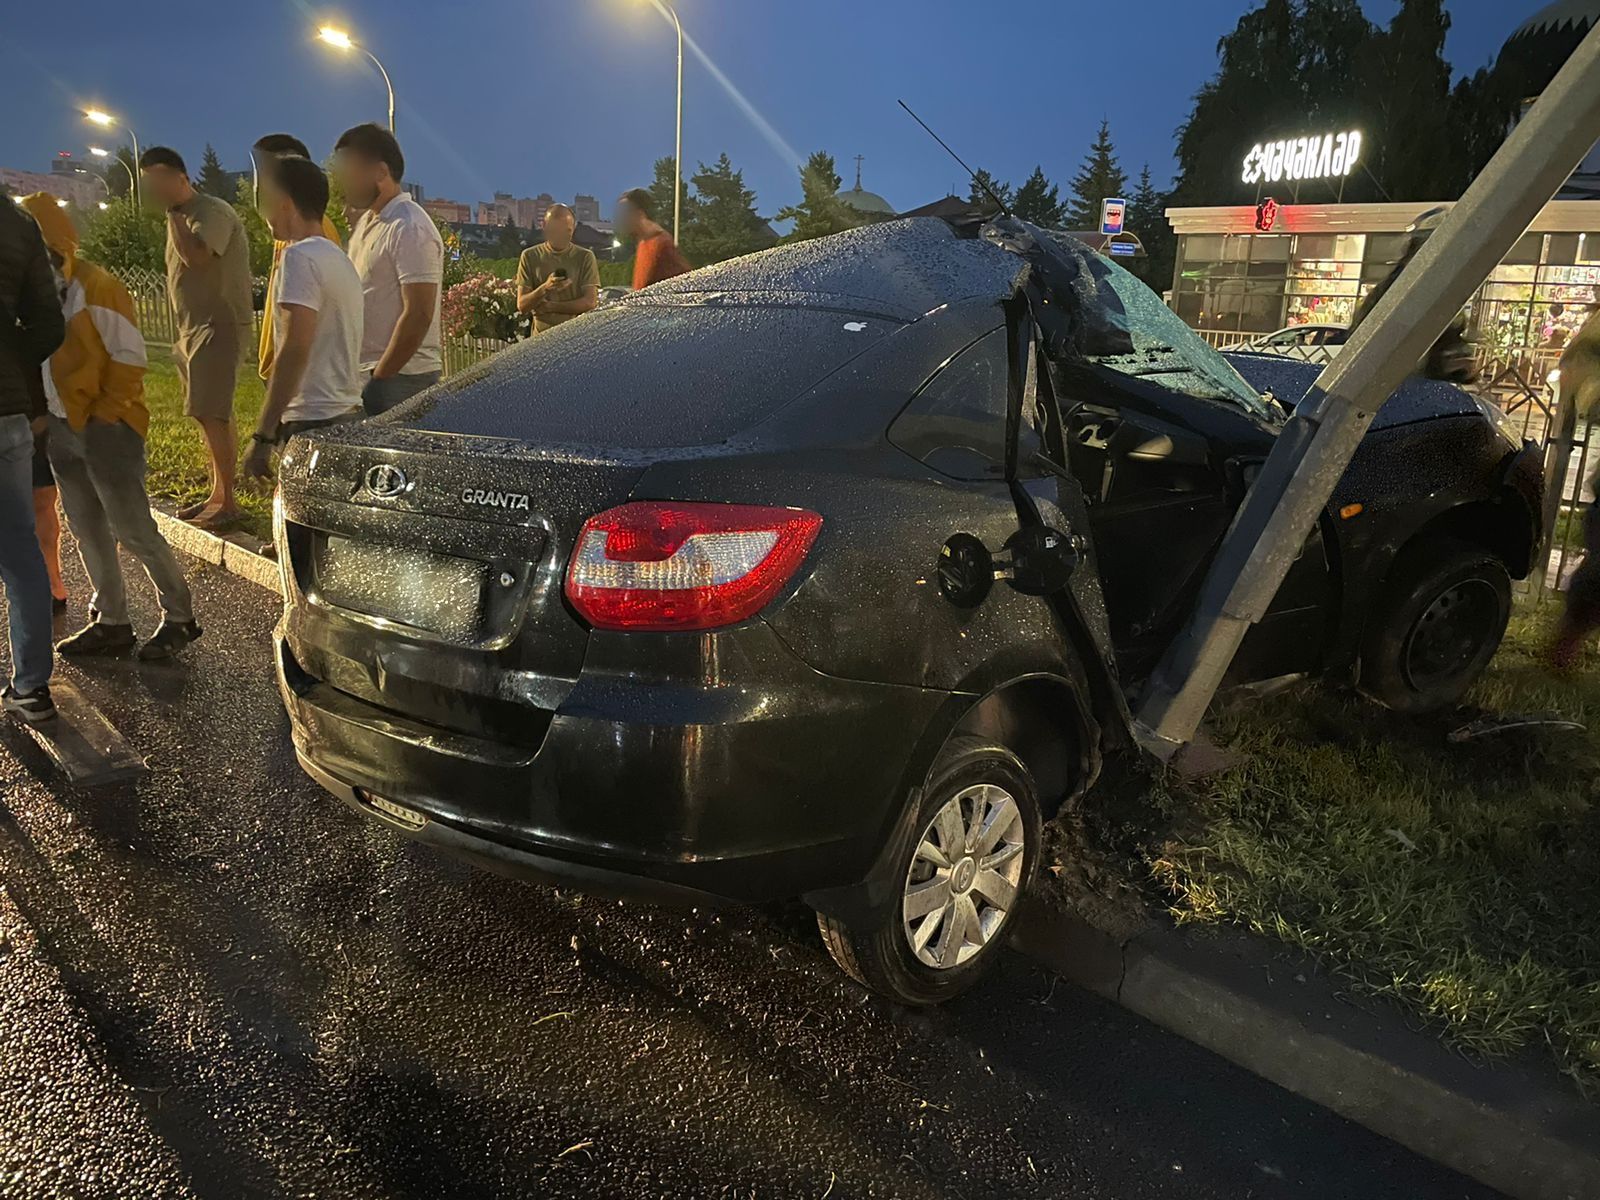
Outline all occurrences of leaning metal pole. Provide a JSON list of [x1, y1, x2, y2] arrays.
[[1134, 22, 1600, 761]]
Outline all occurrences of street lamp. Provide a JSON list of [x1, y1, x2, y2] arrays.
[[317, 25, 396, 134], [88, 146, 137, 204], [83, 109, 139, 205], [647, 1, 684, 245]]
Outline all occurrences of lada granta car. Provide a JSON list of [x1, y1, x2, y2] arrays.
[[273, 216, 1541, 1004]]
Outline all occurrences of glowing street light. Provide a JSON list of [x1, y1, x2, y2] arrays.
[[88, 145, 137, 204], [317, 25, 396, 133], [83, 109, 140, 204]]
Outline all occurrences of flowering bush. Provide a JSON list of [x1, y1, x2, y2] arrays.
[[442, 272, 520, 340]]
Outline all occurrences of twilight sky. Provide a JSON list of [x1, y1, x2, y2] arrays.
[[1, 0, 1542, 221]]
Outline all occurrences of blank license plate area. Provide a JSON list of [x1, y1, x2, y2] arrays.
[[313, 534, 487, 643]]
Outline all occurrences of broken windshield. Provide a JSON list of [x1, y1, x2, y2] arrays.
[[1032, 231, 1277, 423]]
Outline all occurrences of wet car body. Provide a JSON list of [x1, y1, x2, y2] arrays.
[[274, 217, 1540, 998]]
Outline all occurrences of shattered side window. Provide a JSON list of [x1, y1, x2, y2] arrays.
[[1042, 236, 1276, 422]]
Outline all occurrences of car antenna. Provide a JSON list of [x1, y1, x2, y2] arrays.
[[897, 99, 1012, 218]]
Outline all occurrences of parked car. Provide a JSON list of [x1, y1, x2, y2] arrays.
[[1227, 323, 1348, 360], [596, 285, 633, 308], [272, 217, 1542, 1005]]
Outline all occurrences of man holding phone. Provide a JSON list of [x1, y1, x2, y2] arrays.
[[515, 204, 598, 334]]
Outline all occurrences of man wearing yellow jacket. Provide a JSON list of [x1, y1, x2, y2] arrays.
[[20, 195, 199, 661]]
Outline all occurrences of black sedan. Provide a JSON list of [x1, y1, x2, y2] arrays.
[[272, 216, 1541, 1005]]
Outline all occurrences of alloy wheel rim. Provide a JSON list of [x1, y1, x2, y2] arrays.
[[902, 783, 1026, 970], [1403, 578, 1500, 692]]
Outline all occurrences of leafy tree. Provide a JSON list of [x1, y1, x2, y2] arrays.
[[197, 143, 233, 200], [967, 169, 1012, 212], [495, 215, 525, 258], [231, 177, 273, 278], [775, 151, 862, 242], [77, 201, 166, 274], [1066, 121, 1128, 229], [324, 157, 352, 243], [1127, 164, 1175, 288], [1012, 166, 1064, 228], [1354, 0, 1455, 200], [647, 155, 697, 239], [1170, 0, 1486, 208], [682, 153, 769, 265]]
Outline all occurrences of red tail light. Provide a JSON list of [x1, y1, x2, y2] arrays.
[[565, 502, 823, 631]]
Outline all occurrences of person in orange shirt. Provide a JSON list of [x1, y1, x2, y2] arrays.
[[250, 134, 344, 382], [616, 188, 689, 291]]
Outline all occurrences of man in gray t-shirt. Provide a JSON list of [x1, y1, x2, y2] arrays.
[[141, 146, 252, 529], [516, 205, 599, 334]]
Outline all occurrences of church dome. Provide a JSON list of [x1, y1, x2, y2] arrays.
[[1511, 0, 1599, 39], [835, 157, 896, 217], [1500, 0, 1598, 91]]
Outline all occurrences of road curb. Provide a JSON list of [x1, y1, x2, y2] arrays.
[[151, 507, 281, 595], [1013, 905, 1600, 1200]]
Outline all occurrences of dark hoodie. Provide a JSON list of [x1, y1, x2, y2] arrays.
[[0, 189, 66, 419]]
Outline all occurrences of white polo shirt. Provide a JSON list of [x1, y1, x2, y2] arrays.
[[347, 193, 444, 376]]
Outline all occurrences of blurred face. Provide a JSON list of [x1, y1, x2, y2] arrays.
[[140, 164, 187, 208], [614, 200, 643, 239], [544, 208, 575, 250], [257, 174, 297, 241], [333, 149, 383, 211]]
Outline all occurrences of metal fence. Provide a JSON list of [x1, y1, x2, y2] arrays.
[[115, 267, 509, 379]]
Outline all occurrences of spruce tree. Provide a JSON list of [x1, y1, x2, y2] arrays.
[[1067, 121, 1128, 229], [776, 152, 862, 241], [967, 169, 1013, 212], [682, 154, 769, 265], [1012, 166, 1063, 227], [197, 143, 233, 200]]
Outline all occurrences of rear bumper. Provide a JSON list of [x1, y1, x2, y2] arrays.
[[277, 622, 950, 904]]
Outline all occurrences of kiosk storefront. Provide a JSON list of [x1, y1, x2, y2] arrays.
[[1165, 200, 1600, 359]]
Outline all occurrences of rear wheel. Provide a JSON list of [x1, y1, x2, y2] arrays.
[[816, 736, 1041, 1005], [1361, 537, 1511, 714]]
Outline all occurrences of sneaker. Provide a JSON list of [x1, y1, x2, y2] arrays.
[[57, 622, 137, 656], [177, 500, 209, 521], [3, 685, 56, 724], [136, 620, 203, 661]]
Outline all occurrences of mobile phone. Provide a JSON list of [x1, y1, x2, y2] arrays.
[[553, 268, 569, 280]]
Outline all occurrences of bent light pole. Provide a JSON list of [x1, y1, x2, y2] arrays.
[[1134, 20, 1600, 760]]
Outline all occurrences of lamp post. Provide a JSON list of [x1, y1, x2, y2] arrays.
[[88, 146, 136, 203], [317, 26, 396, 134], [84, 109, 139, 205], [658, 2, 684, 245]]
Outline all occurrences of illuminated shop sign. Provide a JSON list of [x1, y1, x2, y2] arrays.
[[1242, 131, 1363, 185]]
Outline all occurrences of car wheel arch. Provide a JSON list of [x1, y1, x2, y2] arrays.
[[943, 672, 1102, 819]]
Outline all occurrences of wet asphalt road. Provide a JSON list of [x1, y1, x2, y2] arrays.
[[0, 546, 1497, 1200]]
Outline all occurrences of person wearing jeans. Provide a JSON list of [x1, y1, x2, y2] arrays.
[[19, 193, 199, 662], [0, 191, 63, 722]]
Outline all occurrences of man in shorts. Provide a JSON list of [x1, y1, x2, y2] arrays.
[[141, 146, 253, 529]]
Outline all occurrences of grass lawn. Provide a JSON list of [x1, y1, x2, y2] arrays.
[[1151, 604, 1600, 1096], [144, 346, 273, 541]]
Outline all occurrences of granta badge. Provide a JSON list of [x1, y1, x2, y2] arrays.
[[462, 487, 531, 512]]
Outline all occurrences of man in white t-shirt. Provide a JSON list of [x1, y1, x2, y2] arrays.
[[333, 123, 444, 416], [242, 156, 364, 481]]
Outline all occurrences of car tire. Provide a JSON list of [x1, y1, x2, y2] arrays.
[[1361, 537, 1511, 714], [816, 735, 1041, 1006]]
